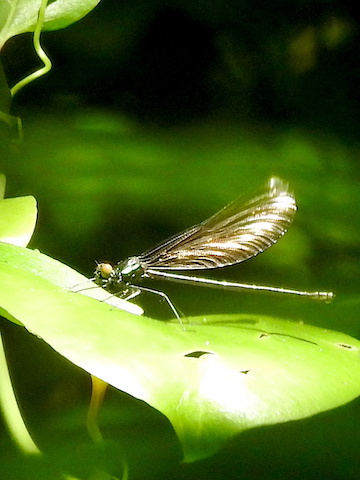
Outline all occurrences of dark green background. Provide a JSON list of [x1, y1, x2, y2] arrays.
[[0, 0, 360, 479]]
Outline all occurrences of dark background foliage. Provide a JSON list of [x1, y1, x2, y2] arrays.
[[0, 0, 360, 478]]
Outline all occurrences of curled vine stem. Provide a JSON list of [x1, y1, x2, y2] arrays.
[[10, 0, 52, 97]]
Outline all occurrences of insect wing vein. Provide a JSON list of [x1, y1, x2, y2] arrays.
[[139, 178, 296, 270]]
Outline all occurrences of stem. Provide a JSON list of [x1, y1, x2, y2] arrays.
[[10, 0, 52, 96], [0, 330, 41, 454], [87, 375, 108, 443], [86, 376, 129, 480]]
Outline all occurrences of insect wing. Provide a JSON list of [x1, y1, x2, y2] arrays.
[[139, 177, 297, 270]]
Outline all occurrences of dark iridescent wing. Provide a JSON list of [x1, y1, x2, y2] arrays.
[[138, 177, 297, 270]]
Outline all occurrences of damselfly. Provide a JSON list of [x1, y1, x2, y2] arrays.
[[94, 177, 333, 319]]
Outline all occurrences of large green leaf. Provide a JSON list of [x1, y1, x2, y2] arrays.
[[0, 0, 101, 49], [0, 242, 360, 461]]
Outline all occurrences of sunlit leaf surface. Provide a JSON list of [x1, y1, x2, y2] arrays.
[[0, 0, 101, 49], [0, 196, 37, 247]]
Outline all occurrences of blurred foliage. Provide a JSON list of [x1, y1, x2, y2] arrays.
[[0, 0, 360, 478]]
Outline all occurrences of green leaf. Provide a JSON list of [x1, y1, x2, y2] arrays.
[[42, 0, 102, 31], [0, 193, 37, 247], [0, 242, 143, 325], [0, 0, 101, 49], [1, 243, 360, 461]]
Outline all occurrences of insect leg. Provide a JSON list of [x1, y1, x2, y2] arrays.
[[133, 284, 185, 327]]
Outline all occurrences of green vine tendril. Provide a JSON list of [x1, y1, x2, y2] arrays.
[[10, 0, 52, 97]]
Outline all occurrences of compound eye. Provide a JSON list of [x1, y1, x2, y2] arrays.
[[97, 263, 113, 279]]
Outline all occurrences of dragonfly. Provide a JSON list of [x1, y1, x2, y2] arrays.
[[94, 177, 333, 319]]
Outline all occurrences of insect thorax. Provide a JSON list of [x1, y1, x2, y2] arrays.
[[114, 256, 144, 284]]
